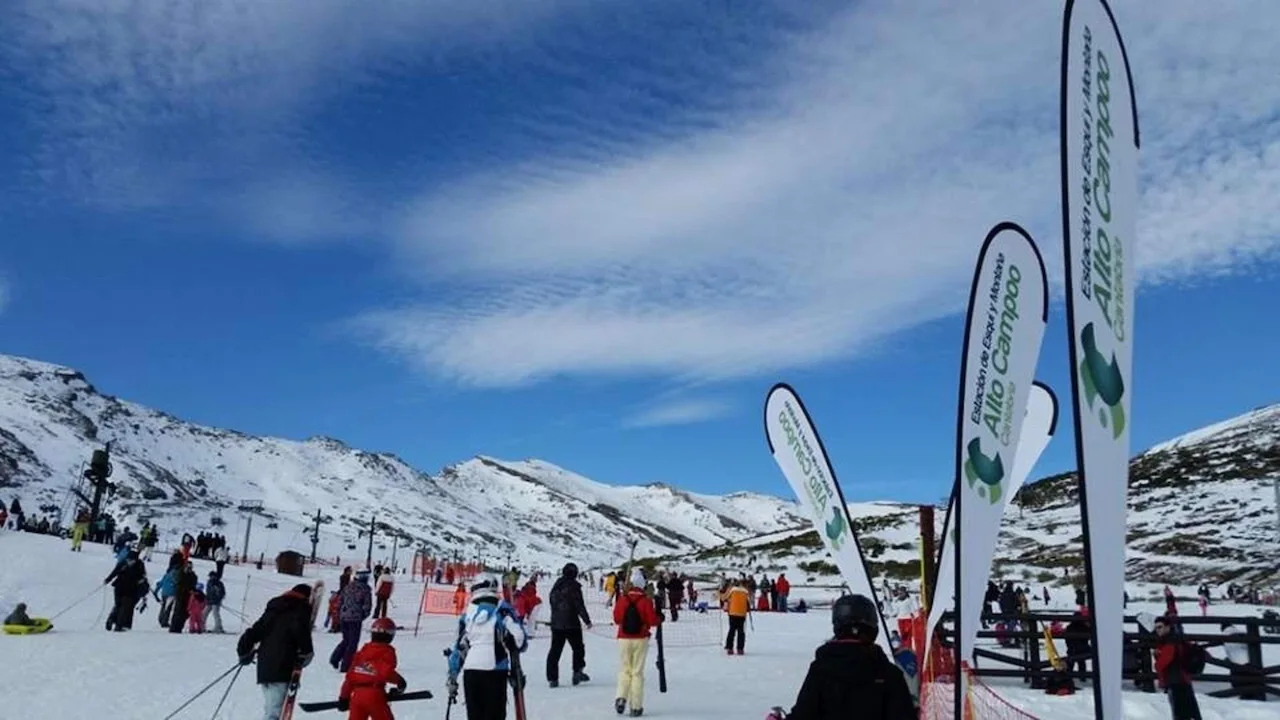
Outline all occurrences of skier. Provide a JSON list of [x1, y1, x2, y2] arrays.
[[214, 543, 230, 578], [775, 574, 791, 612], [170, 563, 198, 634], [374, 569, 394, 619], [71, 508, 90, 551], [1153, 616, 1204, 720], [546, 562, 593, 688], [155, 566, 178, 627], [337, 617, 407, 720], [205, 571, 227, 634], [723, 579, 751, 655], [188, 583, 208, 634], [767, 594, 914, 720], [103, 548, 147, 632], [447, 576, 528, 720], [331, 569, 373, 672], [238, 584, 316, 720], [613, 579, 662, 717]]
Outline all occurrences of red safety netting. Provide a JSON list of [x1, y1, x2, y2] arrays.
[[411, 555, 481, 584], [912, 612, 1039, 720]]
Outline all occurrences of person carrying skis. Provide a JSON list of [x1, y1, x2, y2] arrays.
[[767, 594, 915, 720], [205, 571, 227, 634], [103, 548, 147, 632], [613, 579, 662, 717], [546, 562, 593, 688], [723, 579, 751, 655], [237, 584, 316, 720], [337, 617, 407, 720], [330, 569, 373, 672], [1153, 616, 1204, 720], [447, 576, 528, 720]]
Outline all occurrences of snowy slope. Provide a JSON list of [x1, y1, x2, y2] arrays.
[[0, 354, 803, 572], [0, 531, 1274, 720]]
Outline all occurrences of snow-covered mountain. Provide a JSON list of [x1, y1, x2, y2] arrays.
[[2, 352, 1276, 588], [648, 405, 1280, 589], [0, 354, 803, 571]]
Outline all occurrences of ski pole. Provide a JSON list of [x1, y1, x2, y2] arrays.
[[161, 662, 242, 720], [208, 663, 244, 719], [50, 584, 107, 621]]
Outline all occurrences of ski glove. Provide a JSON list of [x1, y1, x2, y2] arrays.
[[336, 698, 350, 713], [766, 707, 788, 720], [238, 653, 255, 666]]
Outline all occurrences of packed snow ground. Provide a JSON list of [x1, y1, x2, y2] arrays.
[[2, 531, 1276, 719]]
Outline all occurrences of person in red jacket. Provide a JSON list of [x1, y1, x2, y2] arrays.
[[338, 617, 408, 720], [775, 574, 791, 612], [613, 583, 662, 717], [1152, 616, 1202, 720]]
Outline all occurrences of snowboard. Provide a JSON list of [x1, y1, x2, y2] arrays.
[[298, 690, 433, 712]]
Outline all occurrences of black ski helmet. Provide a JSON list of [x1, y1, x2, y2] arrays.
[[563, 562, 579, 579], [832, 593, 879, 637]]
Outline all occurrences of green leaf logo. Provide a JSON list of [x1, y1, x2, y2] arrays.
[[824, 506, 848, 551], [1078, 322, 1126, 439], [964, 437, 1005, 505]]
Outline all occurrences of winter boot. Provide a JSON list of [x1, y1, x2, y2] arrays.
[[736, 648, 744, 655], [549, 680, 559, 688], [629, 709, 644, 717], [572, 671, 590, 686], [615, 698, 627, 715]]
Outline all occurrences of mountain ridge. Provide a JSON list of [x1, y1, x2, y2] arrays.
[[1, 352, 1276, 585]]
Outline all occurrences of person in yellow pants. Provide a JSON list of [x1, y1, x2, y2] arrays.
[[613, 582, 662, 717], [71, 509, 90, 551]]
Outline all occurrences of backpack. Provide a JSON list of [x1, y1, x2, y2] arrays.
[[1182, 643, 1207, 675], [621, 596, 645, 635]]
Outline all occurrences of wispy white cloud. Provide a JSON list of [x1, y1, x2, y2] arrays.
[[367, 1, 1280, 386], [2, 0, 606, 220], [624, 397, 735, 429], [9, 0, 1280, 388]]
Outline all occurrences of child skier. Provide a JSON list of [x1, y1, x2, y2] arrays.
[[336, 617, 408, 719], [205, 571, 226, 634], [447, 576, 528, 720], [187, 583, 207, 634]]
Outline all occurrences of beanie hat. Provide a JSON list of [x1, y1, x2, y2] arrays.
[[292, 584, 313, 598]]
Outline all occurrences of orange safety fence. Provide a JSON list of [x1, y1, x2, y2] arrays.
[[912, 612, 1039, 720], [411, 555, 481, 584]]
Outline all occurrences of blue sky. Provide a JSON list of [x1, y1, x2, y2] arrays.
[[1, 0, 1278, 504]]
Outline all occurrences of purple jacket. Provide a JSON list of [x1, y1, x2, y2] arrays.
[[338, 580, 372, 622]]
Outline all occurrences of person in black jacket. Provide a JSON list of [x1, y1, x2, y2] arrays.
[[103, 549, 147, 632], [169, 563, 198, 634], [238, 584, 316, 720], [545, 562, 593, 688], [768, 594, 914, 720]]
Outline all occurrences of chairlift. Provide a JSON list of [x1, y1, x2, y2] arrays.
[[347, 543, 358, 551], [266, 521, 279, 529]]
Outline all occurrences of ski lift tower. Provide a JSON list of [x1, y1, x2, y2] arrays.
[[237, 500, 264, 560]]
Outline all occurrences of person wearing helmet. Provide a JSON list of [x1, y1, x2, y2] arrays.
[[447, 575, 528, 720], [768, 594, 914, 720], [546, 562, 593, 688], [337, 617, 407, 719]]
